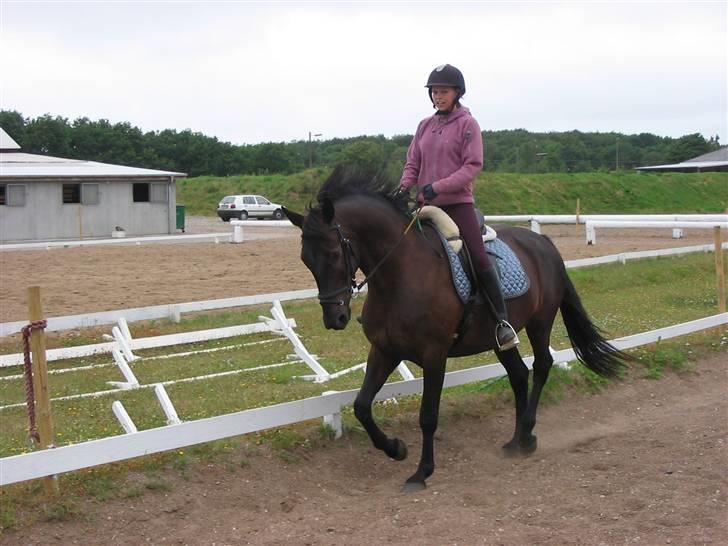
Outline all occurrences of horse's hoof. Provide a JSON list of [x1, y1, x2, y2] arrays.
[[520, 435, 538, 455], [387, 438, 408, 461], [502, 439, 520, 458], [401, 480, 426, 494]]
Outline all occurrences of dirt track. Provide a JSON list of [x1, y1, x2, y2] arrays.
[[3, 352, 726, 545]]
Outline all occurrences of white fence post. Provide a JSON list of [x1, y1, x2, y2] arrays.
[[397, 362, 415, 380], [586, 223, 596, 245], [269, 300, 330, 382], [154, 384, 181, 425], [231, 220, 245, 243], [112, 326, 137, 362], [111, 401, 138, 434], [322, 391, 343, 439], [108, 349, 140, 389]]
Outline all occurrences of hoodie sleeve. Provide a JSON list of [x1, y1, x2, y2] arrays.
[[399, 119, 426, 189], [431, 117, 483, 194]]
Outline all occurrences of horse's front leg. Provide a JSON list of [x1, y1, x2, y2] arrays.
[[403, 358, 446, 493], [353, 346, 407, 461]]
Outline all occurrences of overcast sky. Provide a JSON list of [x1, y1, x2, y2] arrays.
[[1, 1, 726, 146]]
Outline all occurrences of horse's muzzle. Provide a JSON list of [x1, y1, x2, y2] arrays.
[[322, 305, 351, 330]]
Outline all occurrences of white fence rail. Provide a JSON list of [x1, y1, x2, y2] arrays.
[[585, 220, 727, 245], [1, 313, 726, 486], [3, 242, 725, 338], [0, 318, 296, 368], [0, 233, 232, 252], [483, 214, 728, 236]]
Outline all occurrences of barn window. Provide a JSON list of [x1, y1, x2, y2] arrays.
[[4, 184, 26, 206], [82, 183, 99, 205], [133, 182, 167, 203], [150, 182, 167, 203], [133, 183, 150, 202], [63, 183, 81, 203]]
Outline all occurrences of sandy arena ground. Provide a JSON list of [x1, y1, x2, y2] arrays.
[[0, 216, 720, 322]]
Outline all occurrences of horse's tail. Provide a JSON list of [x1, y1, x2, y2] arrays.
[[560, 274, 629, 378]]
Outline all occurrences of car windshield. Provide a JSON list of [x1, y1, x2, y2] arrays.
[[221, 196, 235, 204]]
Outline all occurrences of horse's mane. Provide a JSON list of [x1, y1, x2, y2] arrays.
[[316, 164, 408, 213], [303, 164, 410, 235]]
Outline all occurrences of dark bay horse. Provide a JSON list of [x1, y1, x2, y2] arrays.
[[284, 167, 628, 492]]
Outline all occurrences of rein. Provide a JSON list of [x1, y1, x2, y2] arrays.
[[317, 207, 422, 306]]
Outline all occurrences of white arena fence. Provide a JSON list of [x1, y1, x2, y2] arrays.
[[585, 220, 728, 245], [2, 242, 726, 337], [1, 312, 726, 486], [483, 213, 727, 235]]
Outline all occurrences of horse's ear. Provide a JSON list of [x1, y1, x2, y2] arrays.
[[282, 207, 304, 229], [322, 197, 335, 224]]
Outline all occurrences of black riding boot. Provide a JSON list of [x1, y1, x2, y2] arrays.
[[477, 267, 519, 351]]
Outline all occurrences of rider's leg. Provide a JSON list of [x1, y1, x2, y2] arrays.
[[440, 203, 519, 350], [478, 267, 519, 350]]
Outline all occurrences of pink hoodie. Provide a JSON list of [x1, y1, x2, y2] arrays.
[[400, 106, 483, 206]]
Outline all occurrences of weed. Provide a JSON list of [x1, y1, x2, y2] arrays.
[[143, 477, 172, 492], [41, 499, 80, 522]]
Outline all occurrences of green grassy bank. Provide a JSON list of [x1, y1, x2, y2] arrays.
[[177, 170, 728, 217]]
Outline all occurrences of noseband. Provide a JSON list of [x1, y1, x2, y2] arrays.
[[317, 223, 357, 306]]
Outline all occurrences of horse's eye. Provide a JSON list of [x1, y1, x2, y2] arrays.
[[326, 249, 341, 261]]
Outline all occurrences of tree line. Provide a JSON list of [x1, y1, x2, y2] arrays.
[[0, 110, 721, 178]]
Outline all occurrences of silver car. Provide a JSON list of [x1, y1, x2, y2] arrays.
[[217, 194, 285, 221]]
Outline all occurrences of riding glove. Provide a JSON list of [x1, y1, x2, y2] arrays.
[[422, 183, 438, 201]]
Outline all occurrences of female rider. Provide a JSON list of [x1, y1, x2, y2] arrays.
[[399, 63, 518, 350]]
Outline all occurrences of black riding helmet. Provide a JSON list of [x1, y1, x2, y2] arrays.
[[425, 64, 466, 107]]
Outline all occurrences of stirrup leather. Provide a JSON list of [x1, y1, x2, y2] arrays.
[[495, 320, 520, 351]]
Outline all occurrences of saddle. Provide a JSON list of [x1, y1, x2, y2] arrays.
[[417, 206, 530, 303]]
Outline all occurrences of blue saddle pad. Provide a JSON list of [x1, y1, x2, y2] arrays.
[[436, 230, 530, 303]]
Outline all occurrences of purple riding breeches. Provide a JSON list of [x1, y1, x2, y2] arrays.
[[439, 203, 493, 272]]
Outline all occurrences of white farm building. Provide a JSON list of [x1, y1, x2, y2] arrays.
[[0, 127, 186, 243]]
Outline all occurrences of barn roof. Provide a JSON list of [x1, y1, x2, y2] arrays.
[[635, 146, 728, 172], [0, 126, 186, 179], [0, 152, 186, 179]]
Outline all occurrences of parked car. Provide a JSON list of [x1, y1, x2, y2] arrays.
[[216, 195, 285, 221]]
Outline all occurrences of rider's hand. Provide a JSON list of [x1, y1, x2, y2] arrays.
[[422, 183, 438, 202]]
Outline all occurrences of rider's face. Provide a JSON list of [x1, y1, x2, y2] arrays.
[[431, 86, 458, 112]]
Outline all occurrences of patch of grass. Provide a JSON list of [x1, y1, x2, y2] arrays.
[[143, 476, 172, 492], [41, 499, 81, 522], [634, 342, 692, 379]]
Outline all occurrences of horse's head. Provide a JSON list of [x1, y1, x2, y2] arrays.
[[284, 199, 357, 330]]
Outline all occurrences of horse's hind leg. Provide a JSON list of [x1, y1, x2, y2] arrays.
[[353, 346, 407, 461], [497, 347, 532, 457]]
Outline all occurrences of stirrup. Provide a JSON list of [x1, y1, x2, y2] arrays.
[[495, 320, 520, 351]]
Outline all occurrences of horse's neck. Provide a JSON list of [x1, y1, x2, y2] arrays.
[[341, 200, 410, 277]]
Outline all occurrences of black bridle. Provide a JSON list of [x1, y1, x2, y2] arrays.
[[316, 223, 358, 306], [316, 210, 423, 307]]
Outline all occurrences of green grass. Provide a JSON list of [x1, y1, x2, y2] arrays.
[[177, 170, 728, 218], [1, 252, 724, 458]]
